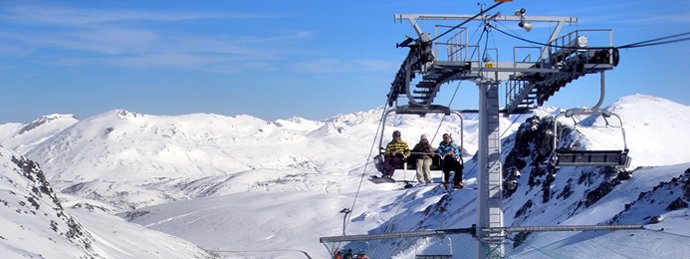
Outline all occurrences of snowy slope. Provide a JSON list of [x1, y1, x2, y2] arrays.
[[22, 109, 378, 181], [1, 94, 689, 258], [0, 122, 21, 143], [0, 148, 96, 258], [67, 202, 213, 259], [118, 95, 690, 258], [16, 110, 362, 209], [123, 173, 451, 258], [611, 165, 690, 235], [606, 94, 690, 167], [0, 114, 77, 154], [496, 95, 690, 230], [6, 107, 505, 210], [0, 147, 212, 258]]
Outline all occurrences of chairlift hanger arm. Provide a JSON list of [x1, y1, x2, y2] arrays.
[[562, 71, 611, 117]]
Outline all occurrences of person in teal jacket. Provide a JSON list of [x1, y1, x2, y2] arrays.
[[435, 133, 464, 189]]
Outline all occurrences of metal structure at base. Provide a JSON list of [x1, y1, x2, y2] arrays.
[[319, 225, 644, 258]]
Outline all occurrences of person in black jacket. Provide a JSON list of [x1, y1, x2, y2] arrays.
[[412, 134, 434, 184]]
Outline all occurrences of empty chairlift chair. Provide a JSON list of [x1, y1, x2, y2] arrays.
[[552, 108, 631, 167], [415, 236, 453, 259]]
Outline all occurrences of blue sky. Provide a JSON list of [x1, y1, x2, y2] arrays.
[[0, 0, 688, 123]]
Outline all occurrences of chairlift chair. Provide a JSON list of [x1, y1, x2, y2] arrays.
[[373, 105, 465, 175], [414, 235, 453, 259], [552, 108, 631, 167], [550, 70, 631, 168], [333, 241, 369, 259]]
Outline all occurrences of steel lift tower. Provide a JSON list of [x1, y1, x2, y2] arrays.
[[387, 2, 619, 258]]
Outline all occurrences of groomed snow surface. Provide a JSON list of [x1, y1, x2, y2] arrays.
[[1, 94, 689, 258]]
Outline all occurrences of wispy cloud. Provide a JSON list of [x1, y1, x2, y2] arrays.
[[0, 43, 32, 55], [113, 53, 225, 68], [0, 27, 158, 55], [290, 59, 397, 73], [0, 5, 308, 73], [1, 6, 272, 25]]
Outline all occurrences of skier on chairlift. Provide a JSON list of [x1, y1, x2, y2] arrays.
[[383, 130, 410, 179], [412, 134, 434, 185], [436, 133, 464, 189]]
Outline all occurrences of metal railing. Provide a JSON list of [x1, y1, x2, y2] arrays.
[[320, 225, 690, 258], [210, 249, 313, 259], [547, 29, 614, 62]]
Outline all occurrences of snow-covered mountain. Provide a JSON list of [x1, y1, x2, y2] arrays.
[[1, 94, 689, 258], [3, 106, 502, 210], [0, 148, 95, 258], [0, 114, 78, 154], [0, 147, 212, 258]]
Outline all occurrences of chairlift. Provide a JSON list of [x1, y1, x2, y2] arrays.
[[551, 72, 631, 168], [414, 235, 453, 259], [332, 241, 369, 259], [373, 105, 465, 176]]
